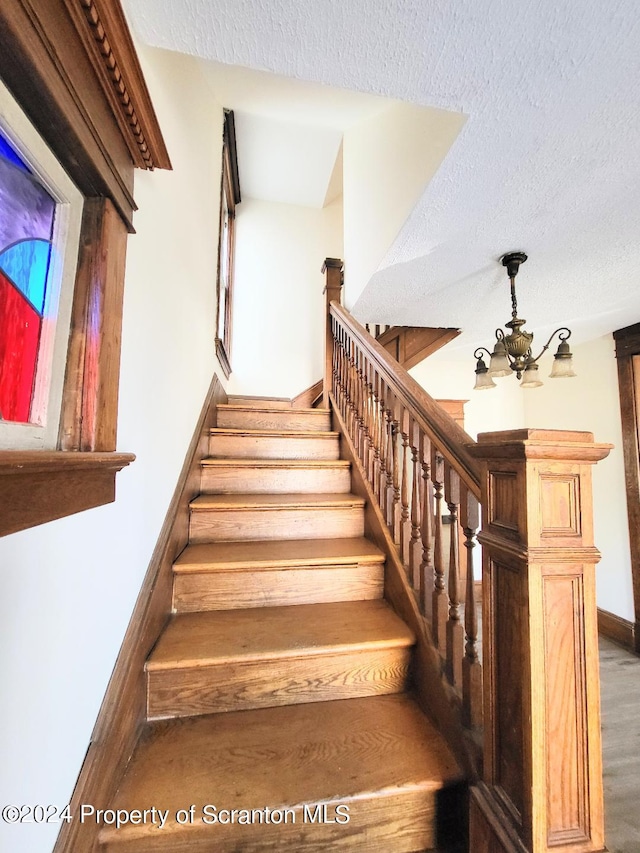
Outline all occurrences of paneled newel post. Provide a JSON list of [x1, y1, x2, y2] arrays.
[[322, 258, 344, 408], [468, 430, 611, 853]]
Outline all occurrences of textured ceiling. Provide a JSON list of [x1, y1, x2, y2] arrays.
[[123, 0, 640, 347]]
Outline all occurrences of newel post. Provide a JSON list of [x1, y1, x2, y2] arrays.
[[322, 258, 344, 408], [468, 429, 611, 853]]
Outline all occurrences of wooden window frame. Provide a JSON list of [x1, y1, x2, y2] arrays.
[[215, 110, 241, 379], [613, 321, 640, 651], [0, 0, 171, 535]]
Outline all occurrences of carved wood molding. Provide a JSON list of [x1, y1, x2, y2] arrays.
[[62, 0, 171, 171]]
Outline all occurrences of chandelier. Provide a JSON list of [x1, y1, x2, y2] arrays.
[[473, 252, 576, 390]]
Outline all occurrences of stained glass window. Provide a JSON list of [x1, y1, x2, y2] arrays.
[[0, 128, 56, 423]]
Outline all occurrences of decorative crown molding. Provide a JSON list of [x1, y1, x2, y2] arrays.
[[64, 0, 171, 171]]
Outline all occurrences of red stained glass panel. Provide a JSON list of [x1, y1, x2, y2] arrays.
[[0, 269, 41, 422]]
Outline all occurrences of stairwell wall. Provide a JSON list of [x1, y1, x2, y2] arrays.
[[228, 196, 344, 399], [0, 46, 226, 853], [410, 334, 634, 622]]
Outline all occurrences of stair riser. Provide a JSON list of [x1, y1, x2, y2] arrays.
[[173, 564, 385, 612], [189, 507, 364, 543], [227, 396, 292, 409], [200, 465, 351, 494], [217, 408, 331, 432], [209, 434, 340, 460], [99, 787, 441, 852], [147, 648, 412, 719]]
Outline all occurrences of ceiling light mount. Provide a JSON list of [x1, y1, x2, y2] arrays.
[[473, 251, 576, 390]]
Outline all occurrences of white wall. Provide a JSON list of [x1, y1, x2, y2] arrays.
[[0, 46, 225, 853], [520, 336, 633, 621], [228, 197, 343, 398], [411, 337, 634, 621], [342, 102, 465, 308], [409, 351, 527, 440]]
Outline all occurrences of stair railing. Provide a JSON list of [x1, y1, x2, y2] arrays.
[[323, 259, 611, 853]]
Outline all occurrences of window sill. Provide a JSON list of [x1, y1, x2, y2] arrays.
[[0, 450, 135, 537]]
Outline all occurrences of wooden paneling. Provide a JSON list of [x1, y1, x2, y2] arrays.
[[60, 198, 128, 451], [0, 451, 133, 536], [470, 430, 610, 853], [53, 374, 227, 853], [494, 563, 525, 825], [613, 323, 640, 653]]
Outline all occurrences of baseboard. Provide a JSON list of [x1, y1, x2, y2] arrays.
[[292, 379, 323, 408], [54, 373, 227, 853], [597, 607, 635, 652]]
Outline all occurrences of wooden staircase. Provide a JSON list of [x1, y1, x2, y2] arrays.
[[99, 399, 466, 852]]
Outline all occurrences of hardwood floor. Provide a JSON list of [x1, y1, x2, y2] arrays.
[[600, 637, 640, 853]]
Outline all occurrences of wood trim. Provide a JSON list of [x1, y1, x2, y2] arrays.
[[330, 391, 478, 781], [0, 451, 134, 537], [61, 0, 171, 171], [0, 0, 170, 227], [614, 325, 640, 653], [292, 379, 323, 409], [60, 198, 128, 451], [215, 337, 232, 380], [376, 326, 461, 371], [53, 373, 227, 853], [597, 607, 635, 652]]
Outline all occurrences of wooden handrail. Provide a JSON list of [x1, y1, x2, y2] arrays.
[[331, 302, 481, 498], [324, 259, 610, 853]]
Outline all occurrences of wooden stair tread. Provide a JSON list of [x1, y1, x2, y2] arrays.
[[201, 458, 350, 469], [174, 537, 385, 572], [218, 403, 326, 416], [210, 427, 338, 437], [190, 492, 365, 510], [102, 694, 463, 844], [146, 600, 414, 670]]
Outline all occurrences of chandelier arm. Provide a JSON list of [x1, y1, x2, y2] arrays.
[[474, 347, 494, 360], [530, 327, 572, 364]]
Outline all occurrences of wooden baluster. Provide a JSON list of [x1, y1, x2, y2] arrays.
[[444, 463, 463, 688], [409, 416, 422, 590], [460, 482, 482, 729], [391, 398, 402, 545], [419, 433, 434, 620], [364, 358, 375, 484], [356, 348, 366, 463], [375, 324, 380, 338], [338, 326, 347, 418], [347, 337, 357, 443], [378, 380, 389, 517], [359, 352, 370, 473], [385, 393, 397, 535], [370, 370, 381, 496], [399, 407, 411, 564], [431, 448, 447, 652]]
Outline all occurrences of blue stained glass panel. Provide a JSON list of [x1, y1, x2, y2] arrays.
[[0, 239, 52, 314], [0, 156, 55, 251], [0, 130, 30, 173]]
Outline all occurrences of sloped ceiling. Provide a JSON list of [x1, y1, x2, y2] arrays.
[[123, 0, 640, 349]]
